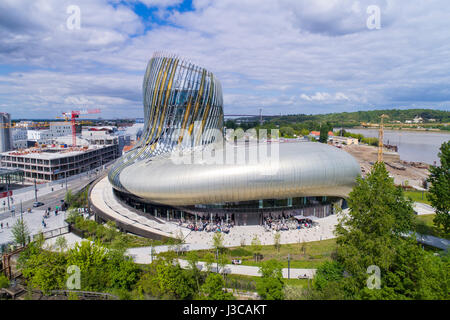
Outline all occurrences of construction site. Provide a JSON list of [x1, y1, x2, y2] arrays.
[[0, 108, 121, 183], [342, 143, 430, 188], [341, 114, 431, 189], [0, 144, 118, 182]]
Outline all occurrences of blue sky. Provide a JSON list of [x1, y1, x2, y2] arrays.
[[0, 0, 449, 119]]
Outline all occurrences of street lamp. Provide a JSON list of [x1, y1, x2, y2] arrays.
[[34, 178, 38, 203], [216, 248, 219, 274], [288, 253, 291, 279]]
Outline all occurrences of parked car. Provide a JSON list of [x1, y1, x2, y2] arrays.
[[33, 202, 45, 207], [231, 259, 242, 265]]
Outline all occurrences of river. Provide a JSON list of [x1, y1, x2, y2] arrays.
[[343, 129, 449, 165]]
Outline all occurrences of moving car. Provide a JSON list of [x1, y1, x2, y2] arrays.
[[33, 201, 45, 207]]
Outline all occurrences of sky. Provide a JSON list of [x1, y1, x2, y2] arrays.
[[0, 0, 449, 119]]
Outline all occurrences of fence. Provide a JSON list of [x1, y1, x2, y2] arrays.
[[224, 276, 257, 292], [49, 290, 119, 300], [31, 225, 69, 242]]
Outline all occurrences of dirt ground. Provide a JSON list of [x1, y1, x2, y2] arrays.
[[342, 144, 430, 188]]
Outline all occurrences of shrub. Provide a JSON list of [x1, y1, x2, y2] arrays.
[[0, 274, 9, 288], [230, 248, 252, 257]]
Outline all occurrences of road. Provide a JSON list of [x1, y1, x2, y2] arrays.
[[0, 171, 104, 221]]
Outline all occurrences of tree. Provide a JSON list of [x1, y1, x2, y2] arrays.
[[11, 217, 30, 247], [67, 241, 109, 291], [65, 190, 74, 205], [186, 251, 201, 291], [273, 232, 281, 253], [204, 252, 215, 273], [280, 126, 295, 137], [0, 274, 10, 288], [107, 248, 141, 291], [313, 261, 344, 291], [154, 257, 197, 299], [332, 162, 449, 299], [300, 128, 310, 137], [54, 236, 67, 252], [212, 232, 225, 253], [199, 273, 235, 300], [319, 122, 332, 143], [427, 141, 450, 236], [18, 242, 67, 294], [175, 229, 185, 256], [335, 163, 415, 279], [217, 253, 228, 277], [250, 235, 262, 262], [256, 259, 285, 300]]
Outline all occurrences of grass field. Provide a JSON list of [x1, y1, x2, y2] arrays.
[[191, 239, 337, 269], [405, 190, 431, 205], [414, 214, 449, 239]]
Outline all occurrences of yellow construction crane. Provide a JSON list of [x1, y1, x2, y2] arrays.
[[377, 114, 389, 162]]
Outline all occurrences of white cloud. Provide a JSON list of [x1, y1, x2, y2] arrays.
[[0, 0, 449, 117]]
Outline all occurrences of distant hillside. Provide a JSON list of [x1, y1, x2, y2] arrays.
[[265, 109, 449, 125]]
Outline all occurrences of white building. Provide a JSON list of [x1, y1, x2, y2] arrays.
[[49, 122, 73, 136], [11, 127, 28, 149], [329, 136, 359, 145], [27, 129, 51, 142], [413, 116, 423, 124], [27, 122, 74, 143], [11, 127, 27, 141]]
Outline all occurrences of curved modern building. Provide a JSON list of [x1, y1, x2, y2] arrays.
[[108, 53, 361, 225]]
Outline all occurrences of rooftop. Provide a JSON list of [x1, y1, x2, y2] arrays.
[[1, 144, 111, 160]]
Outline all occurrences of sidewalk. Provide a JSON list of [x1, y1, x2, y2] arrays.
[[44, 232, 316, 279], [413, 202, 436, 215], [0, 209, 69, 247]]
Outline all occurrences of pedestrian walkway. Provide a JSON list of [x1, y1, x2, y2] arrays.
[[44, 232, 316, 279], [413, 232, 449, 250], [0, 209, 68, 247], [91, 176, 192, 239], [413, 202, 436, 215], [90, 176, 340, 247]]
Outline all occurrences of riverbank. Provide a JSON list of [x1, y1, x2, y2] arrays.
[[343, 144, 429, 188], [351, 125, 449, 133], [343, 128, 449, 165]]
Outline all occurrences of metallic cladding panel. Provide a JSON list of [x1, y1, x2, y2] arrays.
[[109, 52, 360, 205], [108, 53, 223, 191], [119, 142, 361, 206]]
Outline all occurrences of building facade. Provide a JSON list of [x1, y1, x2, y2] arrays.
[[0, 113, 12, 153], [0, 144, 118, 182], [107, 53, 360, 225]]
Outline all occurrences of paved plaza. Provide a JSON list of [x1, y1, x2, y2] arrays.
[[0, 208, 68, 247]]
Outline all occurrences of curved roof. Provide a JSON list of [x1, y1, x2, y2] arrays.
[[119, 141, 361, 206], [109, 53, 360, 206]]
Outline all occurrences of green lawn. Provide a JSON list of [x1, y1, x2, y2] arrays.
[[405, 190, 431, 205], [415, 214, 449, 239], [190, 239, 336, 270]]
